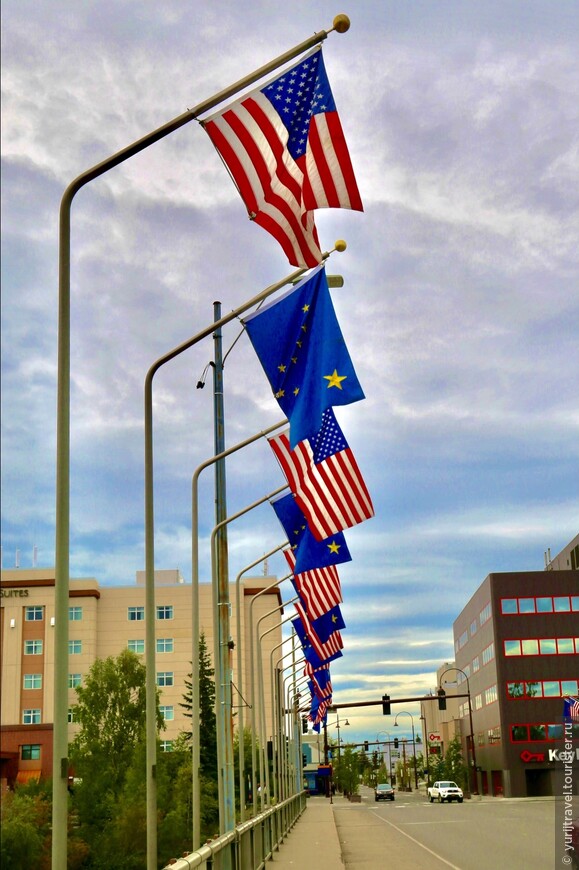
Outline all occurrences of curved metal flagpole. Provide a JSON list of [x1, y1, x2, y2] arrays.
[[53, 14, 349, 866]]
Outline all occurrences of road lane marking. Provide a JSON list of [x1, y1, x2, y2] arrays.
[[368, 809, 464, 870]]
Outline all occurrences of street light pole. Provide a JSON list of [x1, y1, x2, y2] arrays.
[[420, 703, 431, 787]]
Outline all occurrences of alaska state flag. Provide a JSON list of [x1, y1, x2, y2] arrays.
[[271, 491, 351, 574], [311, 606, 346, 644], [244, 265, 364, 447], [203, 46, 363, 269]]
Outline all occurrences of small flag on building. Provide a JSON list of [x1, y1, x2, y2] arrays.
[[563, 696, 579, 721]]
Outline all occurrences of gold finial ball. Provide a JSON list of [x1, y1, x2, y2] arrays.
[[335, 239, 347, 252], [333, 14, 351, 34]]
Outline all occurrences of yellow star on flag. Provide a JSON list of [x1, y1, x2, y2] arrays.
[[327, 540, 341, 554], [323, 369, 347, 390]]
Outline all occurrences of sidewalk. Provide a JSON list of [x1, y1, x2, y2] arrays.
[[267, 794, 346, 867]]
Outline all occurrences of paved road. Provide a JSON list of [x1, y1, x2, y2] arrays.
[[334, 785, 556, 870]]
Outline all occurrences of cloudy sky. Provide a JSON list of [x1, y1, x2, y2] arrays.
[[2, 0, 578, 743]]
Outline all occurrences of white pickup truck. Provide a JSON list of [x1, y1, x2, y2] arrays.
[[427, 781, 464, 803]]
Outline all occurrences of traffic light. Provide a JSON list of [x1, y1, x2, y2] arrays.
[[364, 741, 369, 751], [438, 688, 447, 711], [382, 693, 391, 715], [394, 738, 399, 749], [302, 717, 308, 734], [302, 753, 307, 767]]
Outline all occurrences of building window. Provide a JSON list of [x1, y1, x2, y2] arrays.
[[557, 638, 574, 654], [539, 638, 556, 654], [159, 705, 174, 721], [69, 640, 82, 654], [482, 642, 495, 664], [68, 674, 82, 689], [156, 672, 174, 687], [474, 694, 483, 710], [25, 606, 44, 621], [502, 595, 578, 614], [156, 638, 174, 653], [24, 640, 43, 655], [488, 727, 501, 744], [485, 685, 498, 705], [521, 639, 539, 656], [160, 741, 174, 752], [562, 679, 579, 696], [511, 724, 528, 742], [479, 602, 491, 625], [477, 733, 485, 747], [69, 606, 83, 621], [128, 639, 145, 654], [21, 744, 41, 760], [128, 606, 145, 621], [458, 629, 468, 650], [23, 709, 41, 725], [507, 679, 579, 699], [23, 674, 42, 690], [68, 708, 76, 723], [470, 619, 477, 637], [472, 656, 480, 673], [156, 605, 173, 620]]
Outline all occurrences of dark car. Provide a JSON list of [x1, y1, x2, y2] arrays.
[[375, 782, 395, 801]]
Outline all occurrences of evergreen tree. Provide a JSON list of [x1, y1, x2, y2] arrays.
[[179, 631, 217, 778]]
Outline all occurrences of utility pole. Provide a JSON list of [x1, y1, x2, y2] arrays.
[[212, 302, 235, 844]]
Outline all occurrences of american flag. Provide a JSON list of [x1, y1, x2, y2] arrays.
[[270, 408, 374, 540], [203, 47, 362, 268], [284, 548, 342, 620], [563, 696, 579, 720]]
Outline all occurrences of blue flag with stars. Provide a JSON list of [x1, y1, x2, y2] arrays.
[[271, 491, 351, 574], [292, 616, 343, 668], [244, 265, 365, 447], [311, 606, 346, 644]]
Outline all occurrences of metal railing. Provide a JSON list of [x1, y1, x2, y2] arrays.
[[163, 791, 307, 869]]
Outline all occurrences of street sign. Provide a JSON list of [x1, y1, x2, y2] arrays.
[[428, 732, 441, 743]]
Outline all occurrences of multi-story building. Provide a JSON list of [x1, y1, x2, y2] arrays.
[[447, 535, 578, 797], [0, 567, 283, 788]]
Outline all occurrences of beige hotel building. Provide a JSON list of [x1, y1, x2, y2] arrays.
[[0, 567, 283, 787]]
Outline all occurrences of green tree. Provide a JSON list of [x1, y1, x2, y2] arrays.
[[443, 735, 468, 790], [180, 632, 217, 777], [69, 649, 164, 869], [70, 648, 163, 789], [335, 746, 359, 795], [0, 786, 49, 869]]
